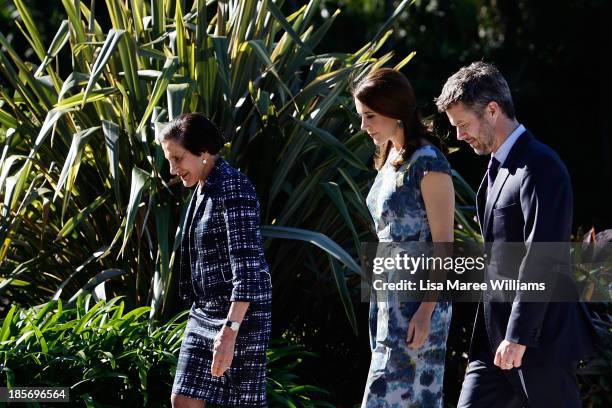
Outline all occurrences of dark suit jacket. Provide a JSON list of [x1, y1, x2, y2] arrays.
[[471, 130, 594, 364]]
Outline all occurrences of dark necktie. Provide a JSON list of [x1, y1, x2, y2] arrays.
[[487, 156, 500, 193]]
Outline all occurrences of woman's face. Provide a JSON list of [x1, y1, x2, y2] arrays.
[[160, 139, 206, 188], [354, 98, 402, 147]]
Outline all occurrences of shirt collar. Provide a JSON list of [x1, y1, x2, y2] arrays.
[[492, 123, 525, 165]]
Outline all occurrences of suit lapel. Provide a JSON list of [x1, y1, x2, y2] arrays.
[[482, 168, 511, 239], [476, 173, 487, 238], [178, 190, 197, 300], [480, 130, 533, 240]]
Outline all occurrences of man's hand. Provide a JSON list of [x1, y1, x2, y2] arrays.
[[494, 339, 526, 370], [211, 326, 237, 377]]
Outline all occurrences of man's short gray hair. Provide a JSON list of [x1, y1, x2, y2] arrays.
[[435, 62, 515, 119]]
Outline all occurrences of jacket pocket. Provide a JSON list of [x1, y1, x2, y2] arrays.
[[493, 201, 518, 216], [491, 202, 521, 240]]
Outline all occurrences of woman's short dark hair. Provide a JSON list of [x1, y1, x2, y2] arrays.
[[158, 113, 225, 155], [351, 68, 446, 171]]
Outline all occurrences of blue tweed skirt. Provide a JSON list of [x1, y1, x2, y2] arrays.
[[172, 297, 272, 407]]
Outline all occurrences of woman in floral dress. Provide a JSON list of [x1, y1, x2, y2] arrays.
[[353, 68, 455, 408]]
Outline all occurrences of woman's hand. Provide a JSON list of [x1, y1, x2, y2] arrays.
[[407, 302, 435, 349], [211, 326, 237, 377]]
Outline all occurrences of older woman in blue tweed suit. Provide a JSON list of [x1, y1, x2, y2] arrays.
[[159, 113, 272, 408]]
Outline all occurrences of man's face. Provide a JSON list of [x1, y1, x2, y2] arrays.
[[445, 102, 496, 155]]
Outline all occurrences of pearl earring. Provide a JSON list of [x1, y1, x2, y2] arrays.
[[202, 158, 207, 165]]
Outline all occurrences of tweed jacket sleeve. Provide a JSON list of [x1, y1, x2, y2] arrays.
[[221, 173, 269, 302]]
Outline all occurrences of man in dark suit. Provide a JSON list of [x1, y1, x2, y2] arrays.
[[435, 62, 594, 407]]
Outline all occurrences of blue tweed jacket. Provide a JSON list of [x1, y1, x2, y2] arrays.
[[178, 157, 272, 304]]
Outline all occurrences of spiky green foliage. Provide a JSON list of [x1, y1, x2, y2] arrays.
[[0, 296, 334, 406], [0, 0, 479, 333]]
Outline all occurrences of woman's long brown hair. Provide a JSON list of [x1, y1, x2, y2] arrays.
[[352, 68, 446, 171]]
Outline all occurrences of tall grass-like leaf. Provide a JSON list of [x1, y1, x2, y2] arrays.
[[0, 155, 25, 202], [393, 50, 417, 71], [26, 316, 48, 353], [150, 204, 170, 319], [102, 120, 122, 209], [261, 226, 364, 277], [266, 0, 311, 57], [55, 88, 118, 109], [166, 83, 190, 120], [54, 126, 100, 219], [247, 40, 293, 103], [136, 57, 179, 132], [211, 35, 232, 104], [151, 0, 165, 40], [327, 255, 358, 335], [121, 167, 151, 255], [337, 168, 373, 226], [284, 9, 341, 76], [82, 29, 125, 104], [58, 72, 90, 100], [34, 20, 70, 78], [321, 182, 362, 257], [12, 0, 47, 61], [55, 196, 108, 241], [0, 32, 50, 118], [116, 29, 144, 116], [60, 0, 92, 66], [52, 245, 109, 300], [365, 0, 415, 53], [288, 65, 354, 110], [0, 110, 19, 129], [275, 166, 326, 225], [68, 269, 128, 306], [31, 109, 63, 148], [174, 0, 188, 75], [0, 304, 17, 342], [294, 120, 368, 171]]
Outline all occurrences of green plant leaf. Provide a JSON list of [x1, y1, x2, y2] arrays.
[[54, 126, 100, 219], [261, 225, 363, 277], [34, 20, 70, 77], [166, 83, 190, 120], [136, 57, 179, 132], [68, 269, 128, 306], [82, 29, 125, 104], [327, 255, 358, 335], [0, 305, 17, 342], [120, 167, 151, 255], [321, 182, 361, 257], [294, 119, 368, 171], [56, 195, 108, 241]]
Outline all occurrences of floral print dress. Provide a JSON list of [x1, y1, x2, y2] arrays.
[[362, 145, 453, 408]]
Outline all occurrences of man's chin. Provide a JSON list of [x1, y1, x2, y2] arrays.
[[472, 145, 490, 155]]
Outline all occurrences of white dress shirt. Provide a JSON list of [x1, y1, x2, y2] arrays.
[[492, 123, 526, 166]]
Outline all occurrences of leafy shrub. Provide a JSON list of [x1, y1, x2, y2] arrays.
[[0, 295, 333, 407]]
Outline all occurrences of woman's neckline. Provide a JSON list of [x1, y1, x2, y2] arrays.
[[196, 155, 219, 195]]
